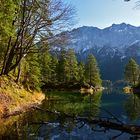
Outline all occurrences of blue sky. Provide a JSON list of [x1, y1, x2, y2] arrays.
[[65, 0, 140, 28]]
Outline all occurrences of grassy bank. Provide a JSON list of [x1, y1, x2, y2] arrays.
[[0, 76, 45, 118]]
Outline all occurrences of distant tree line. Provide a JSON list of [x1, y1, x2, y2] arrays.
[[14, 47, 102, 90], [39, 49, 102, 90]]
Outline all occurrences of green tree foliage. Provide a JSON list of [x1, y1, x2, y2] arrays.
[[0, 0, 75, 75], [0, 0, 17, 70], [124, 58, 140, 85], [64, 49, 79, 83], [38, 51, 102, 89], [0, 0, 17, 38], [125, 94, 140, 121], [49, 56, 58, 83], [53, 49, 89, 87], [0, 0, 77, 92], [39, 50, 52, 83], [78, 62, 85, 85], [57, 49, 66, 83], [22, 53, 41, 91], [85, 54, 102, 87], [0, 0, 105, 92], [39, 49, 58, 84]]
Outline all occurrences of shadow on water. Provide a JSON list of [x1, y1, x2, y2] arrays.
[[0, 90, 140, 140]]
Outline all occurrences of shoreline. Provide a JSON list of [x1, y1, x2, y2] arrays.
[[0, 76, 45, 119], [0, 94, 45, 119], [2, 102, 42, 119]]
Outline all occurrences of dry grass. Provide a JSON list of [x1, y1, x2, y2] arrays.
[[0, 76, 45, 117], [0, 105, 4, 117]]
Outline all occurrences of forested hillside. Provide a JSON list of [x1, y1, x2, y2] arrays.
[[0, 0, 76, 117], [0, 0, 74, 88], [0, 0, 103, 117], [0, 0, 103, 91]]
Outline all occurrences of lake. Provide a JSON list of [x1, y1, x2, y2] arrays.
[[0, 89, 140, 140]]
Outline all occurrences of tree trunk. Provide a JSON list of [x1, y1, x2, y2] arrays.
[[0, 37, 12, 75], [16, 62, 21, 83]]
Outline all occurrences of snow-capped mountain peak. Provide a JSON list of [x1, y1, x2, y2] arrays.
[[60, 23, 140, 81]]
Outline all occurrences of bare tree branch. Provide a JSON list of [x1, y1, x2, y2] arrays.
[[1, 0, 76, 75]]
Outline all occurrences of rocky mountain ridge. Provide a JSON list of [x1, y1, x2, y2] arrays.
[[59, 23, 140, 81]]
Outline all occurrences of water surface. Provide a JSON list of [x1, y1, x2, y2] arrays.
[[0, 89, 140, 140]]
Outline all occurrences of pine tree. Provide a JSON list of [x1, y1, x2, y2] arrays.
[[39, 50, 52, 83], [78, 62, 85, 85], [124, 58, 140, 85], [49, 56, 58, 83], [57, 49, 79, 84], [22, 53, 41, 91], [57, 49, 67, 83], [64, 49, 79, 84], [85, 54, 102, 87]]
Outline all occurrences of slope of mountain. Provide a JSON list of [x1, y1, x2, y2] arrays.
[[62, 23, 140, 81], [67, 23, 140, 52]]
